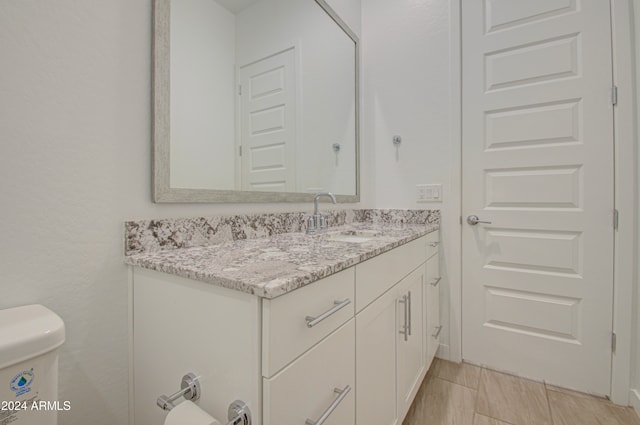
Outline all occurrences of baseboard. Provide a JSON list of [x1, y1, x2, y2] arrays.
[[631, 389, 640, 415], [436, 343, 450, 361]]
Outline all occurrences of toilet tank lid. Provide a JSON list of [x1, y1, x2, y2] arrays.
[[0, 305, 65, 369]]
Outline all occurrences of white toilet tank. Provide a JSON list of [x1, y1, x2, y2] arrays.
[[0, 305, 66, 425]]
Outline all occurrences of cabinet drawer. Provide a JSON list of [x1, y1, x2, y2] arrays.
[[262, 268, 355, 377], [425, 230, 440, 260], [263, 320, 355, 425], [355, 236, 427, 312]]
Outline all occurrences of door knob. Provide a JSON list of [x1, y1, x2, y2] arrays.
[[466, 215, 492, 225]]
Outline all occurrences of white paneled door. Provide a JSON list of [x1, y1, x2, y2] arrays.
[[462, 0, 614, 395], [239, 48, 296, 192]]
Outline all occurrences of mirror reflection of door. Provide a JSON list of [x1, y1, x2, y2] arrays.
[[239, 48, 297, 192], [160, 0, 358, 201]]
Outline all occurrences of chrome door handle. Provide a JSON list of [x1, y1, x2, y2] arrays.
[[430, 277, 441, 287], [429, 241, 439, 247], [466, 215, 492, 225], [305, 299, 351, 328], [305, 385, 351, 425]]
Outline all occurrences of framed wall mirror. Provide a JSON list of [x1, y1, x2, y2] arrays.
[[152, 0, 360, 203]]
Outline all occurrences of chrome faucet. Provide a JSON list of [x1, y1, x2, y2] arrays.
[[306, 192, 337, 234]]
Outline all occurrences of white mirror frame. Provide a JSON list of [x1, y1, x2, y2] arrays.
[[152, 0, 360, 203]]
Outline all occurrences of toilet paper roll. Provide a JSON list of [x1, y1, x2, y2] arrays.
[[164, 401, 221, 425]]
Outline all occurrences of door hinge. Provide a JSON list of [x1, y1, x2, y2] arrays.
[[459, 216, 462, 225], [239, 145, 242, 156], [612, 86, 618, 106], [238, 85, 242, 95], [612, 332, 617, 353], [613, 209, 619, 230]]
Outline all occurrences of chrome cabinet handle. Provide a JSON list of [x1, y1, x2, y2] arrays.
[[429, 241, 439, 247], [430, 277, 442, 287], [407, 291, 412, 336], [305, 299, 351, 328], [466, 215, 492, 225], [398, 294, 408, 341], [305, 385, 351, 425], [432, 325, 443, 339]]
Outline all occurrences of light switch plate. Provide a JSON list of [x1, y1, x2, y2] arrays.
[[416, 184, 442, 202]]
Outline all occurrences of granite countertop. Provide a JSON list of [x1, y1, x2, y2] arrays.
[[125, 221, 439, 299]]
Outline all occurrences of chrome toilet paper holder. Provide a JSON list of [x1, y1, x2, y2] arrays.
[[157, 373, 201, 411], [227, 400, 252, 425], [157, 373, 252, 425]]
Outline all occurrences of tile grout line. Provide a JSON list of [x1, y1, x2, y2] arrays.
[[543, 380, 556, 425], [472, 366, 484, 423], [475, 364, 482, 390], [474, 366, 519, 425]]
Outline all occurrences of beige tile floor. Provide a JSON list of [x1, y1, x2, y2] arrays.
[[403, 358, 640, 425]]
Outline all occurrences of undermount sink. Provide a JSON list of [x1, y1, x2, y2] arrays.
[[324, 229, 382, 244]]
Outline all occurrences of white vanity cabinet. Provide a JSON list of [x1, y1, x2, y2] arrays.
[[130, 231, 439, 425], [354, 231, 440, 425], [132, 269, 263, 425]]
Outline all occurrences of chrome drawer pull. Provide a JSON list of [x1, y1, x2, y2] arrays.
[[430, 277, 442, 287], [305, 299, 351, 328], [429, 241, 439, 247], [305, 385, 351, 425], [407, 291, 412, 336], [432, 325, 443, 339], [398, 294, 408, 341]]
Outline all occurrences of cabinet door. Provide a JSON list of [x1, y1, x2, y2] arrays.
[[426, 253, 441, 366], [355, 287, 398, 425], [396, 265, 425, 421]]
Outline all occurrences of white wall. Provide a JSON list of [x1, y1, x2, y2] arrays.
[[633, 0, 640, 413], [0, 1, 365, 424], [362, 0, 458, 359], [170, 0, 237, 190]]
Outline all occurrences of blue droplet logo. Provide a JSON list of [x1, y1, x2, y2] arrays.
[[10, 370, 34, 397]]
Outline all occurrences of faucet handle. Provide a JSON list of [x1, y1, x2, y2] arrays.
[[306, 216, 316, 234]]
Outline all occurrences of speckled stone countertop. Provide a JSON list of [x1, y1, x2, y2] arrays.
[[125, 209, 439, 299]]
